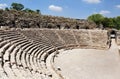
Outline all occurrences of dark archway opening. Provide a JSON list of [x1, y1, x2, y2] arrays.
[[12, 21, 16, 28], [57, 25, 61, 29], [76, 25, 79, 29], [37, 23, 40, 28], [110, 30, 116, 39]]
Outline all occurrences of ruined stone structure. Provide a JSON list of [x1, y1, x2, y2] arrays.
[[116, 31, 120, 45], [0, 10, 96, 29], [0, 28, 109, 79]]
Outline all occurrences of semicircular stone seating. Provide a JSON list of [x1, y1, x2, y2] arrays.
[[0, 28, 109, 79]]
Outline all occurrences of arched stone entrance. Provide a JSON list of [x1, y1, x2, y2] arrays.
[[57, 25, 61, 29], [76, 25, 79, 29], [110, 30, 116, 39]]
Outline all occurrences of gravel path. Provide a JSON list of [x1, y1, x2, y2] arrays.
[[54, 39, 120, 79]]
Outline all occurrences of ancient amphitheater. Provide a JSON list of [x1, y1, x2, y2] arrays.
[[0, 28, 120, 79]]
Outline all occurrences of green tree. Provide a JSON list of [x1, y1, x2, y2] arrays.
[[11, 3, 24, 11], [5, 7, 9, 11], [87, 14, 104, 27], [115, 16, 120, 29], [23, 8, 34, 13], [102, 17, 115, 28], [36, 9, 40, 14]]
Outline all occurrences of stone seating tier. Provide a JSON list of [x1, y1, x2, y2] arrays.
[[0, 29, 109, 79]]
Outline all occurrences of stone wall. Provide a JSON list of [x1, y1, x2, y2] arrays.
[[89, 30, 109, 49], [116, 31, 120, 45], [73, 29, 109, 49]]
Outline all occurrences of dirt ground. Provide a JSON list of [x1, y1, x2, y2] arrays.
[[54, 39, 120, 79]]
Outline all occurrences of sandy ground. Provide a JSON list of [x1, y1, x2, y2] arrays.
[[54, 39, 120, 79]]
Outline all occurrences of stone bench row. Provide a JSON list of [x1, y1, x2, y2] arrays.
[[0, 30, 55, 79]]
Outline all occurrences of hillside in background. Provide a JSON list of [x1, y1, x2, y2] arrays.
[[0, 9, 96, 29]]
